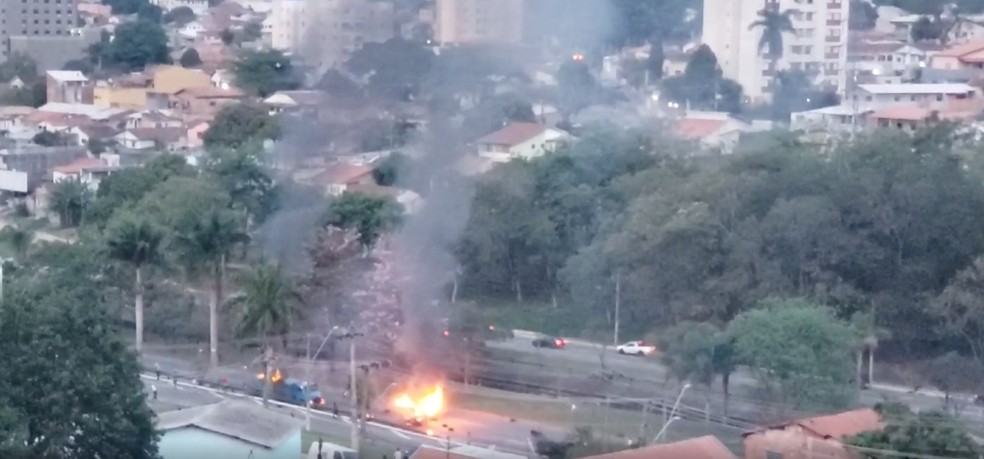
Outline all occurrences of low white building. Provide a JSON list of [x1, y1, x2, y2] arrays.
[[791, 105, 871, 134], [475, 122, 571, 163], [52, 156, 120, 189], [851, 83, 980, 111]]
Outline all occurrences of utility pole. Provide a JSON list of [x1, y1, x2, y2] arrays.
[[262, 346, 274, 408], [306, 328, 339, 430], [341, 329, 364, 454], [613, 270, 621, 346]]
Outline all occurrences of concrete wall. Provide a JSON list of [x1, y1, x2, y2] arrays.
[[159, 427, 301, 459]]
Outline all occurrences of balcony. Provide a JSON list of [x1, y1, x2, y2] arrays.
[[823, 68, 839, 76], [825, 52, 840, 59], [828, 1, 842, 8], [827, 19, 842, 26], [826, 35, 841, 43]]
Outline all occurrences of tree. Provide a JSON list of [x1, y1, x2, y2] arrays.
[[850, 0, 879, 30], [232, 49, 301, 97], [205, 145, 278, 227], [0, 226, 33, 262], [106, 212, 165, 355], [325, 192, 404, 255], [0, 81, 46, 107], [660, 45, 743, 112], [101, 0, 146, 14], [935, 256, 984, 362], [848, 403, 979, 458], [372, 152, 411, 187], [749, 6, 796, 72], [770, 70, 840, 121], [86, 154, 195, 226], [220, 28, 235, 45], [462, 92, 537, 138], [47, 178, 91, 227], [646, 35, 665, 82], [176, 207, 249, 368], [202, 103, 280, 149], [660, 321, 738, 414], [345, 38, 435, 100], [729, 298, 857, 410], [136, 2, 162, 23], [162, 5, 196, 25], [0, 53, 39, 82], [911, 16, 945, 42], [556, 59, 600, 120], [104, 20, 170, 71], [31, 131, 68, 146], [179, 48, 202, 68], [228, 262, 303, 349], [0, 243, 158, 458], [923, 352, 984, 409]]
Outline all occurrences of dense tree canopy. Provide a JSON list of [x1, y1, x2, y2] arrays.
[[0, 242, 158, 459], [848, 403, 979, 458], [325, 192, 404, 254], [105, 20, 170, 71], [232, 49, 302, 97], [202, 103, 280, 149]]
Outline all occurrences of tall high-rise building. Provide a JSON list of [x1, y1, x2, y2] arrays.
[[702, 0, 849, 101], [1, 0, 80, 61], [270, 0, 395, 69], [435, 0, 525, 46]]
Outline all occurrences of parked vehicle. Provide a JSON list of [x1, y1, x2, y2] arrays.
[[616, 341, 656, 356]]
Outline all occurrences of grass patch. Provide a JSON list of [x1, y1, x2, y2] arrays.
[[452, 390, 744, 454], [301, 429, 400, 459]]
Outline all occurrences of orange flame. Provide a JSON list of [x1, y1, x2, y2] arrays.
[[393, 385, 444, 419], [256, 369, 284, 383]]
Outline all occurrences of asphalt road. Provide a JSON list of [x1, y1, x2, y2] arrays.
[[488, 334, 984, 428], [141, 374, 554, 456]]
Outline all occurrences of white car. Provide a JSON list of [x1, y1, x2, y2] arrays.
[[617, 341, 656, 356]]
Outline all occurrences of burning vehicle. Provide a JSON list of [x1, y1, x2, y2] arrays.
[[253, 368, 324, 408], [391, 381, 445, 427]]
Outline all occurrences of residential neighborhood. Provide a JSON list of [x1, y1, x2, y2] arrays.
[[6, 1, 984, 459]]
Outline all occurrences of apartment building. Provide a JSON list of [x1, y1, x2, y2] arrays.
[[0, 0, 80, 61], [270, 0, 395, 69], [702, 0, 850, 101], [435, 0, 525, 45]]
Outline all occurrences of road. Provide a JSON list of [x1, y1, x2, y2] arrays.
[[489, 333, 984, 428], [141, 374, 551, 456]]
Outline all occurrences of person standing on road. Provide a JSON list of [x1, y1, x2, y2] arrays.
[[151, 385, 158, 400], [394, 448, 404, 459], [155, 363, 160, 380], [332, 402, 339, 418]]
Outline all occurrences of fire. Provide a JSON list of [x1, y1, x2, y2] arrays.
[[393, 385, 444, 419], [256, 369, 283, 383]]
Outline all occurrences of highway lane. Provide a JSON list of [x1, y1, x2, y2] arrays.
[[141, 374, 552, 456]]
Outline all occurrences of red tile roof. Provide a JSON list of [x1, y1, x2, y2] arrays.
[[746, 408, 882, 440], [935, 41, 984, 58], [54, 157, 104, 175], [582, 436, 736, 459], [318, 164, 374, 185], [674, 118, 729, 139], [475, 122, 548, 147]]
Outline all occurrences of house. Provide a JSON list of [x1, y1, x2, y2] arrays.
[[171, 87, 246, 117], [743, 408, 882, 459], [179, 21, 207, 40], [263, 90, 330, 115], [46, 71, 92, 104], [37, 103, 131, 123], [149, 65, 214, 96], [126, 110, 184, 130], [929, 41, 984, 70], [157, 399, 303, 459], [3, 76, 26, 90], [868, 106, 979, 132], [475, 122, 570, 163], [791, 105, 872, 134], [52, 156, 119, 188], [851, 83, 981, 111], [185, 120, 210, 149], [210, 69, 235, 89], [0, 145, 89, 192], [409, 445, 528, 459], [67, 124, 120, 148], [114, 127, 187, 151], [581, 436, 735, 459], [673, 111, 754, 152], [297, 163, 376, 196]]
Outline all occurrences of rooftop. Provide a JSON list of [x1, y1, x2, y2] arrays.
[[581, 436, 736, 459], [54, 157, 105, 175], [47, 70, 89, 83], [674, 118, 730, 139], [746, 408, 882, 440], [157, 400, 303, 449], [933, 40, 984, 59], [38, 103, 131, 121], [858, 83, 977, 94], [177, 86, 246, 99], [476, 122, 549, 147]]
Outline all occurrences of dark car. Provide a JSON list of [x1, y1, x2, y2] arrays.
[[532, 336, 566, 349]]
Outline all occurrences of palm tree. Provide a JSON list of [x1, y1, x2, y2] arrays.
[[749, 7, 796, 78], [47, 178, 91, 227], [106, 214, 164, 355], [228, 262, 303, 349], [0, 226, 34, 262], [176, 208, 249, 368]]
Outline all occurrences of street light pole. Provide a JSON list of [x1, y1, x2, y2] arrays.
[[305, 327, 339, 430], [651, 383, 690, 444], [613, 270, 621, 346], [651, 416, 681, 444]]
